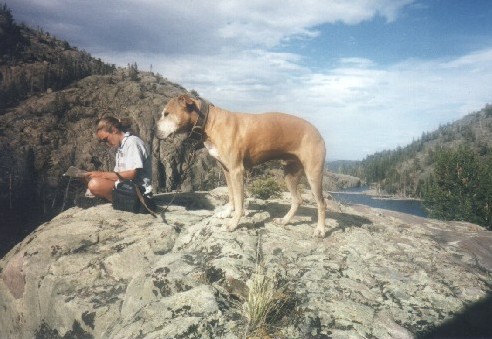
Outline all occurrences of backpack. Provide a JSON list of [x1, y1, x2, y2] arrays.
[[112, 179, 157, 217]]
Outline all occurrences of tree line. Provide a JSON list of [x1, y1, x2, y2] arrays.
[[338, 105, 492, 229], [0, 4, 116, 108], [424, 147, 492, 229]]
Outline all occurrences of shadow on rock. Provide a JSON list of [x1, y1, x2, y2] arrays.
[[259, 202, 372, 232], [416, 292, 492, 339], [326, 211, 373, 235], [154, 192, 216, 211]]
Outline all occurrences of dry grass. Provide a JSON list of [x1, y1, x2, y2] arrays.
[[241, 236, 292, 337]]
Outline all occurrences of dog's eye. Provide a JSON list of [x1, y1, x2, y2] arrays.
[[164, 112, 169, 117]]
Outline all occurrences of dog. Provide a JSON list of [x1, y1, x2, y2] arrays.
[[156, 94, 327, 237]]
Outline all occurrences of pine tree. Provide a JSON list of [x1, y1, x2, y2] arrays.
[[128, 62, 139, 81], [424, 147, 491, 229], [0, 4, 22, 56]]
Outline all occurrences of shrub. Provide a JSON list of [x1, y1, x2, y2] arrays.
[[249, 178, 283, 200]]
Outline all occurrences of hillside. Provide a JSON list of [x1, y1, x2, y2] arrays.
[[0, 5, 115, 108], [0, 66, 232, 254], [338, 104, 492, 198]]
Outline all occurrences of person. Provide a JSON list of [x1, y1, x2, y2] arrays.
[[84, 116, 153, 202]]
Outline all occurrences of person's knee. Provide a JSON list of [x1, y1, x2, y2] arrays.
[[87, 178, 104, 194], [87, 177, 115, 201]]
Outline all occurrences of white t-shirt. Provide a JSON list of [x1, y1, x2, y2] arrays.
[[114, 132, 152, 194]]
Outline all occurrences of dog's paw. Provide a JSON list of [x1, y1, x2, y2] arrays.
[[226, 215, 241, 232], [312, 227, 326, 238], [215, 205, 233, 219], [226, 222, 239, 232], [273, 218, 287, 225], [216, 210, 232, 219]]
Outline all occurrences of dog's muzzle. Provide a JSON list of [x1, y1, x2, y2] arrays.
[[156, 119, 178, 140]]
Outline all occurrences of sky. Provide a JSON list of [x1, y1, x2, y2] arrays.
[[5, 0, 492, 160]]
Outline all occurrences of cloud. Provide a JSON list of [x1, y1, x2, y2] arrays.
[[7, 0, 492, 160], [9, 0, 414, 53], [103, 46, 492, 160]]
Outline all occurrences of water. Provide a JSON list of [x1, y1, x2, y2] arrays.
[[330, 187, 427, 218]]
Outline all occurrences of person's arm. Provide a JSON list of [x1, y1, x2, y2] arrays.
[[86, 169, 137, 181], [114, 169, 137, 180]]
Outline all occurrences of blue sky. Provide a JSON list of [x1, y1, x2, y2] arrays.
[[5, 0, 492, 160], [308, 1, 492, 63]]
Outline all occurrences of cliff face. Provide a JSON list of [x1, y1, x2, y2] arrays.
[[1, 189, 491, 338], [0, 70, 222, 191]]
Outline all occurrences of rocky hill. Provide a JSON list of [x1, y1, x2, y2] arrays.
[[0, 69, 226, 256], [1, 188, 491, 338]]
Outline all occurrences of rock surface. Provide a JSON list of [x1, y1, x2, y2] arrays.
[[1, 188, 491, 338]]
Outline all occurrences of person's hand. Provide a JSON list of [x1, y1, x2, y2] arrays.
[[86, 171, 108, 179], [81, 171, 92, 178]]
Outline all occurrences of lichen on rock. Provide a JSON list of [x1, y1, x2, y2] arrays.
[[1, 188, 491, 338]]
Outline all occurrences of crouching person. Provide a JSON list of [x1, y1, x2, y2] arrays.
[[84, 116, 156, 215]]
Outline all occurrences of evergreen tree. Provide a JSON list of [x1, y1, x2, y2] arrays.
[[424, 147, 492, 229], [0, 4, 22, 56], [128, 62, 139, 81]]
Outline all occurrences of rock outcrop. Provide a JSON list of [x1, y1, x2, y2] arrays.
[[0, 70, 224, 257], [1, 189, 491, 338]]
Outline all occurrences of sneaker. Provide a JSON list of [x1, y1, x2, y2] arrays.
[[85, 188, 96, 198]]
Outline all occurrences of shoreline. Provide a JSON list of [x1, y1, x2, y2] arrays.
[[328, 189, 423, 202]]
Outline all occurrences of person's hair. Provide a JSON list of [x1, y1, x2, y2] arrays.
[[96, 116, 132, 133]]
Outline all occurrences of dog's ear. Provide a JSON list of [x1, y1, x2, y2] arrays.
[[178, 95, 196, 112]]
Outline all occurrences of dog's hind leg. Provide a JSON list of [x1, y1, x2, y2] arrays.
[[305, 165, 326, 238], [274, 160, 303, 226]]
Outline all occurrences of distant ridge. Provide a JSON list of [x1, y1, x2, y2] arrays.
[[336, 104, 492, 198], [0, 4, 115, 108]]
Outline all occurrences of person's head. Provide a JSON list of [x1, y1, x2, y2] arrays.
[[96, 116, 132, 148]]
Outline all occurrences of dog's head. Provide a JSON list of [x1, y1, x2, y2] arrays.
[[156, 95, 200, 140]]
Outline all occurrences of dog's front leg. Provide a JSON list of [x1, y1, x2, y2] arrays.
[[227, 167, 244, 231], [216, 166, 235, 219]]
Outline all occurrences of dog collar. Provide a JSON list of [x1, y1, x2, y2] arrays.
[[188, 99, 210, 141]]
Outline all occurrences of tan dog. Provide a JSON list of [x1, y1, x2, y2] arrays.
[[156, 95, 327, 237]]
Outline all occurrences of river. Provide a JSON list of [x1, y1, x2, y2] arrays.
[[330, 187, 428, 218]]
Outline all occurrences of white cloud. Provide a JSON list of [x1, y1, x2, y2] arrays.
[[105, 46, 492, 160], [9, 0, 414, 53], [7, 0, 492, 160]]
